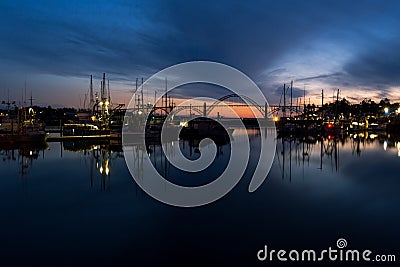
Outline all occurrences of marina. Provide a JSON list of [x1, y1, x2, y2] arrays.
[[2, 76, 400, 146], [1, 1, 400, 265]]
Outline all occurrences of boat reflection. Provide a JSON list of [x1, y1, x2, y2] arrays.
[[1, 130, 399, 189], [77, 142, 123, 192], [0, 142, 48, 178], [276, 131, 400, 181]]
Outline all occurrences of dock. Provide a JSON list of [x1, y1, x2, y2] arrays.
[[47, 135, 111, 142]]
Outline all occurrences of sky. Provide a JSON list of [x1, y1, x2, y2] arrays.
[[0, 0, 400, 108]]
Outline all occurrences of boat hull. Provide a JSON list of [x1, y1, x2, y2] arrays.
[[0, 132, 47, 144]]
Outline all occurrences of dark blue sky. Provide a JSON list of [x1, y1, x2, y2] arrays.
[[0, 0, 399, 107]]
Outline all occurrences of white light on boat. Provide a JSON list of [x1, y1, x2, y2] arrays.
[[384, 141, 388, 151], [397, 142, 400, 157], [384, 107, 389, 114]]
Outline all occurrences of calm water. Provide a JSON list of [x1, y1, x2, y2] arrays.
[[0, 130, 399, 266]]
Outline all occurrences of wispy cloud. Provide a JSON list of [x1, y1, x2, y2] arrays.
[[0, 0, 400, 106]]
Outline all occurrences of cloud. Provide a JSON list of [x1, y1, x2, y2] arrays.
[[1, 0, 400, 106], [295, 73, 343, 83], [343, 41, 400, 90]]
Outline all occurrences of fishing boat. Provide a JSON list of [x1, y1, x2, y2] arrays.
[[180, 117, 233, 137], [62, 123, 109, 136], [0, 114, 47, 144], [0, 98, 47, 143]]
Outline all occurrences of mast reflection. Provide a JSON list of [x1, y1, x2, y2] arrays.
[[0, 142, 48, 178], [63, 140, 123, 191], [276, 132, 400, 181]]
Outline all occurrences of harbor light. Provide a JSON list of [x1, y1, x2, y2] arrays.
[[273, 116, 279, 122], [397, 142, 400, 157], [396, 107, 400, 114], [384, 107, 389, 115], [384, 141, 388, 151], [370, 134, 378, 139]]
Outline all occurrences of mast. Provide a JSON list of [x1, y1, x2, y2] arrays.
[[141, 77, 144, 114], [321, 89, 324, 121], [335, 89, 339, 123], [89, 75, 94, 111], [29, 90, 34, 107], [102, 73, 106, 101], [108, 79, 111, 104], [165, 77, 168, 114], [303, 84, 306, 115], [283, 83, 286, 117], [290, 80, 293, 118], [24, 79, 27, 108], [135, 78, 138, 112]]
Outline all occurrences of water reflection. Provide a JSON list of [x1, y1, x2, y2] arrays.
[[276, 131, 400, 182], [124, 133, 231, 187], [1, 130, 399, 266], [1, 130, 399, 189], [0, 142, 48, 178], [60, 141, 123, 191]]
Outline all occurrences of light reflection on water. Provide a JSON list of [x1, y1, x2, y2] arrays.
[[0, 130, 399, 266]]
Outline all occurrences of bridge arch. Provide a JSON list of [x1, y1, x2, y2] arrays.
[[206, 93, 267, 117], [168, 106, 203, 116]]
